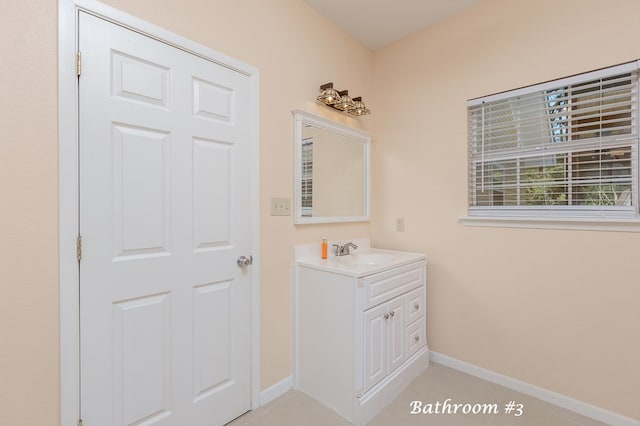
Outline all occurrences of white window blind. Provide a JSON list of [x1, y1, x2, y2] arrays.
[[467, 62, 639, 218], [301, 137, 313, 216]]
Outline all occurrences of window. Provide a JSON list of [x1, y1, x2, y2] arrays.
[[467, 62, 638, 219]]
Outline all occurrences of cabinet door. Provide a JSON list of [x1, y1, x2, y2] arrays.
[[363, 304, 388, 392], [387, 297, 406, 374]]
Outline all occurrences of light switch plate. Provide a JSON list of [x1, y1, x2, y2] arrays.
[[395, 217, 405, 232], [271, 197, 291, 216]]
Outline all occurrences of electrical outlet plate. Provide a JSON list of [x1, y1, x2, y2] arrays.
[[271, 197, 291, 216]]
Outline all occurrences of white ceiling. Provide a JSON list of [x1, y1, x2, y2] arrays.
[[303, 0, 483, 50]]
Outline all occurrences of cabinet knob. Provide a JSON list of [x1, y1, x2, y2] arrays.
[[415, 336, 420, 342], [384, 313, 390, 320], [414, 304, 420, 310], [389, 311, 395, 317]]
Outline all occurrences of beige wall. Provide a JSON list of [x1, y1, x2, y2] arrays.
[[371, 0, 640, 420], [0, 0, 60, 424], [1, 0, 371, 424]]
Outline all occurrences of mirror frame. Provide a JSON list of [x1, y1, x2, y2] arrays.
[[292, 109, 371, 224]]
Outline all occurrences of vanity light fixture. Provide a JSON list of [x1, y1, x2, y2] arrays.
[[316, 82, 371, 115], [316, 82, 341, 105], [348, 97, 371, 116], [333, 90, 355, 111]]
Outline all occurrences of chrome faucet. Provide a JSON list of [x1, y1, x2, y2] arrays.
[[332, 242, 358, 256]]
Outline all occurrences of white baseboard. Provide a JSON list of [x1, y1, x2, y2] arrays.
[[356, 348, 429, 425], [430, 352, 639, 426], [259, 375, 293, 407]]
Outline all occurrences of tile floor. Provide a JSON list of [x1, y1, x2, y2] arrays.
[[227, 363, 608, 426]]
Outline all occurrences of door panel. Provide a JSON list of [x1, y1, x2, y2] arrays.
[[112, 51, 170, 107], [112, 124, 171, 258], [363, 304, 387, 392], [192, 281, 233, 400], [79, 12, 252, 425], [113, 293, 172, 425], [193, 77, 234, 122], [193, 138, 232, 249], [387, 297, 406, 374]]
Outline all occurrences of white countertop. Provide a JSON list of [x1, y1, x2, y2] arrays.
[[295, 247, 426, 277]]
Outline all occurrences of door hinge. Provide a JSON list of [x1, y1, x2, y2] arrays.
[[76, 51, 82, 77], [77, 235, 82, 262]]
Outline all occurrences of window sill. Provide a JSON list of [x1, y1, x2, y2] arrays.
[[459, 215, 640, 232]]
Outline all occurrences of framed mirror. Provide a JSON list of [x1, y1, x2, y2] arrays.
[[293, 110, 371, 224]]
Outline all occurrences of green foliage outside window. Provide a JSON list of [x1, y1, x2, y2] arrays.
[[521, 165, 567, 205]]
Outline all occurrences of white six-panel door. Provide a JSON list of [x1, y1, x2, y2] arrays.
[[79, 11, 252, 425]]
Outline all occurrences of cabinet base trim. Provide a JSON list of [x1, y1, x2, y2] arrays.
[[356, 348, 429, 425], [430, 352, 638, 426]]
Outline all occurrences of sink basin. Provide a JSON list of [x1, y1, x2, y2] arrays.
[[339, 253, 396, 266]]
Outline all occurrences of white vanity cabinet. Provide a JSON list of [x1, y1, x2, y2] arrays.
[[294, 250, 428, 425]]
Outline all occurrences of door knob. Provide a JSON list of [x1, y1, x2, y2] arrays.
[[237, 255, 253, 268]]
